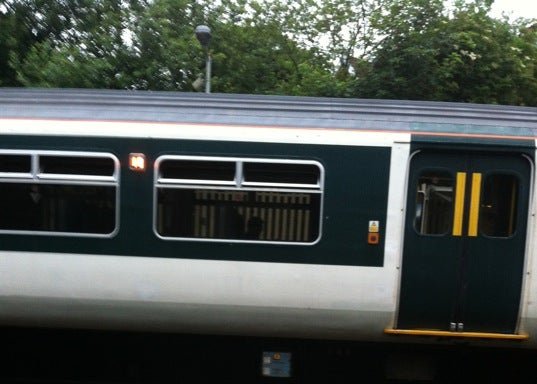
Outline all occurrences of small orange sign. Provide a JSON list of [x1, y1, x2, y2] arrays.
[[368, 232, 379, 245]]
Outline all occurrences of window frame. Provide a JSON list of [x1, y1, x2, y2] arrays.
[[153, 155, 324, 245], [413, 168, 455, 237], [0, 149, 120, 238]]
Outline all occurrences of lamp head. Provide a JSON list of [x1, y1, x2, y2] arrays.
[[195, 25, 212, 47]]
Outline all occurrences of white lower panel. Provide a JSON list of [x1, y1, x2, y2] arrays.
[[0, 250, 394, 312]]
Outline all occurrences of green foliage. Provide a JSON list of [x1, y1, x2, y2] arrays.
[[1, 0, 536, 105], [357, 0, 537, 105], [127, 0, 204, 90], [0, 0, 47, 86], [273, 0, 382, 77], [274, 62, 356, 97], [3, 0, 139, 88], [208, 6, 328, 95], [210, 21, 293, 94]]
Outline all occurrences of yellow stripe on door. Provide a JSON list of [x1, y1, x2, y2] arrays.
[[468, 173, 482, 237], [453, 172, 467, 236]]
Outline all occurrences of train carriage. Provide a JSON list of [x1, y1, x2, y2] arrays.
[[1, 88, 537, 352]]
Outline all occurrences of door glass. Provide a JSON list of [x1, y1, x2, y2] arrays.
[[480, 174, 518, 237], [414, 171, 453, 235]]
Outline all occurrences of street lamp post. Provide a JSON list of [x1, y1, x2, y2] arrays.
[[195, 25, 212, 93]]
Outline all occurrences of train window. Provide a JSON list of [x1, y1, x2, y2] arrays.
[[40, 155, 115, 176], [0, 151, 119, 237], [243, 162, 320, 186], [155, 156, 323, 244], [0, 184, 116, 234], [0, 154, 31, 173], [414, 171, 453, 235], [480, 174, 518, 237], [159, 159, 235, 182]]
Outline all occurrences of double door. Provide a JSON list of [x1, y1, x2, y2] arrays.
[[397, 150, 531, 334]]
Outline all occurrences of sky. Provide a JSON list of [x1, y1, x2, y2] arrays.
[[490, 0, 537, 19]]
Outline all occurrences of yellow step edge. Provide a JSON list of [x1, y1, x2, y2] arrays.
[[384, 328, 529, 341]]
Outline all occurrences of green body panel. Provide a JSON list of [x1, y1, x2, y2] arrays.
[[398, 149, 531, 333], [0, 135, 391, 267]]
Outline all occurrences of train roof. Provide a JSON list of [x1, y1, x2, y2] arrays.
[[1, 88, 536, 138]]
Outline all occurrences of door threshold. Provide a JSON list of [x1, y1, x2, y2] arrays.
[[384, 328, 529, 340]]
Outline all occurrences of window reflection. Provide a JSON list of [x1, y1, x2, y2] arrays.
[[414, 171, 453, 235], [480, 174, 518, 237]]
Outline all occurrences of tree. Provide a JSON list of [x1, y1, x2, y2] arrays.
[[9, 0, 138, 88], [437, 4, 537, 105], [3, 0, 536, 104], [2, 0, 361, 95], [356, 0, 537, 105], [126, 0, 208, 90], [0, 0, 61, 86], [126, 0, 338, 94], [207, 2, 335, 95]]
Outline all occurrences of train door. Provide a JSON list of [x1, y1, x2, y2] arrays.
[[397, 150, 532, 334]]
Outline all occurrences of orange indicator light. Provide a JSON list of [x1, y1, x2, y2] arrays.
[[368, 232, 379, 245], [129, 153, 146, 171]]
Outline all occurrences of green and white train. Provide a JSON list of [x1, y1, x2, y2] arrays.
[[1, 88, 537, 349]]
